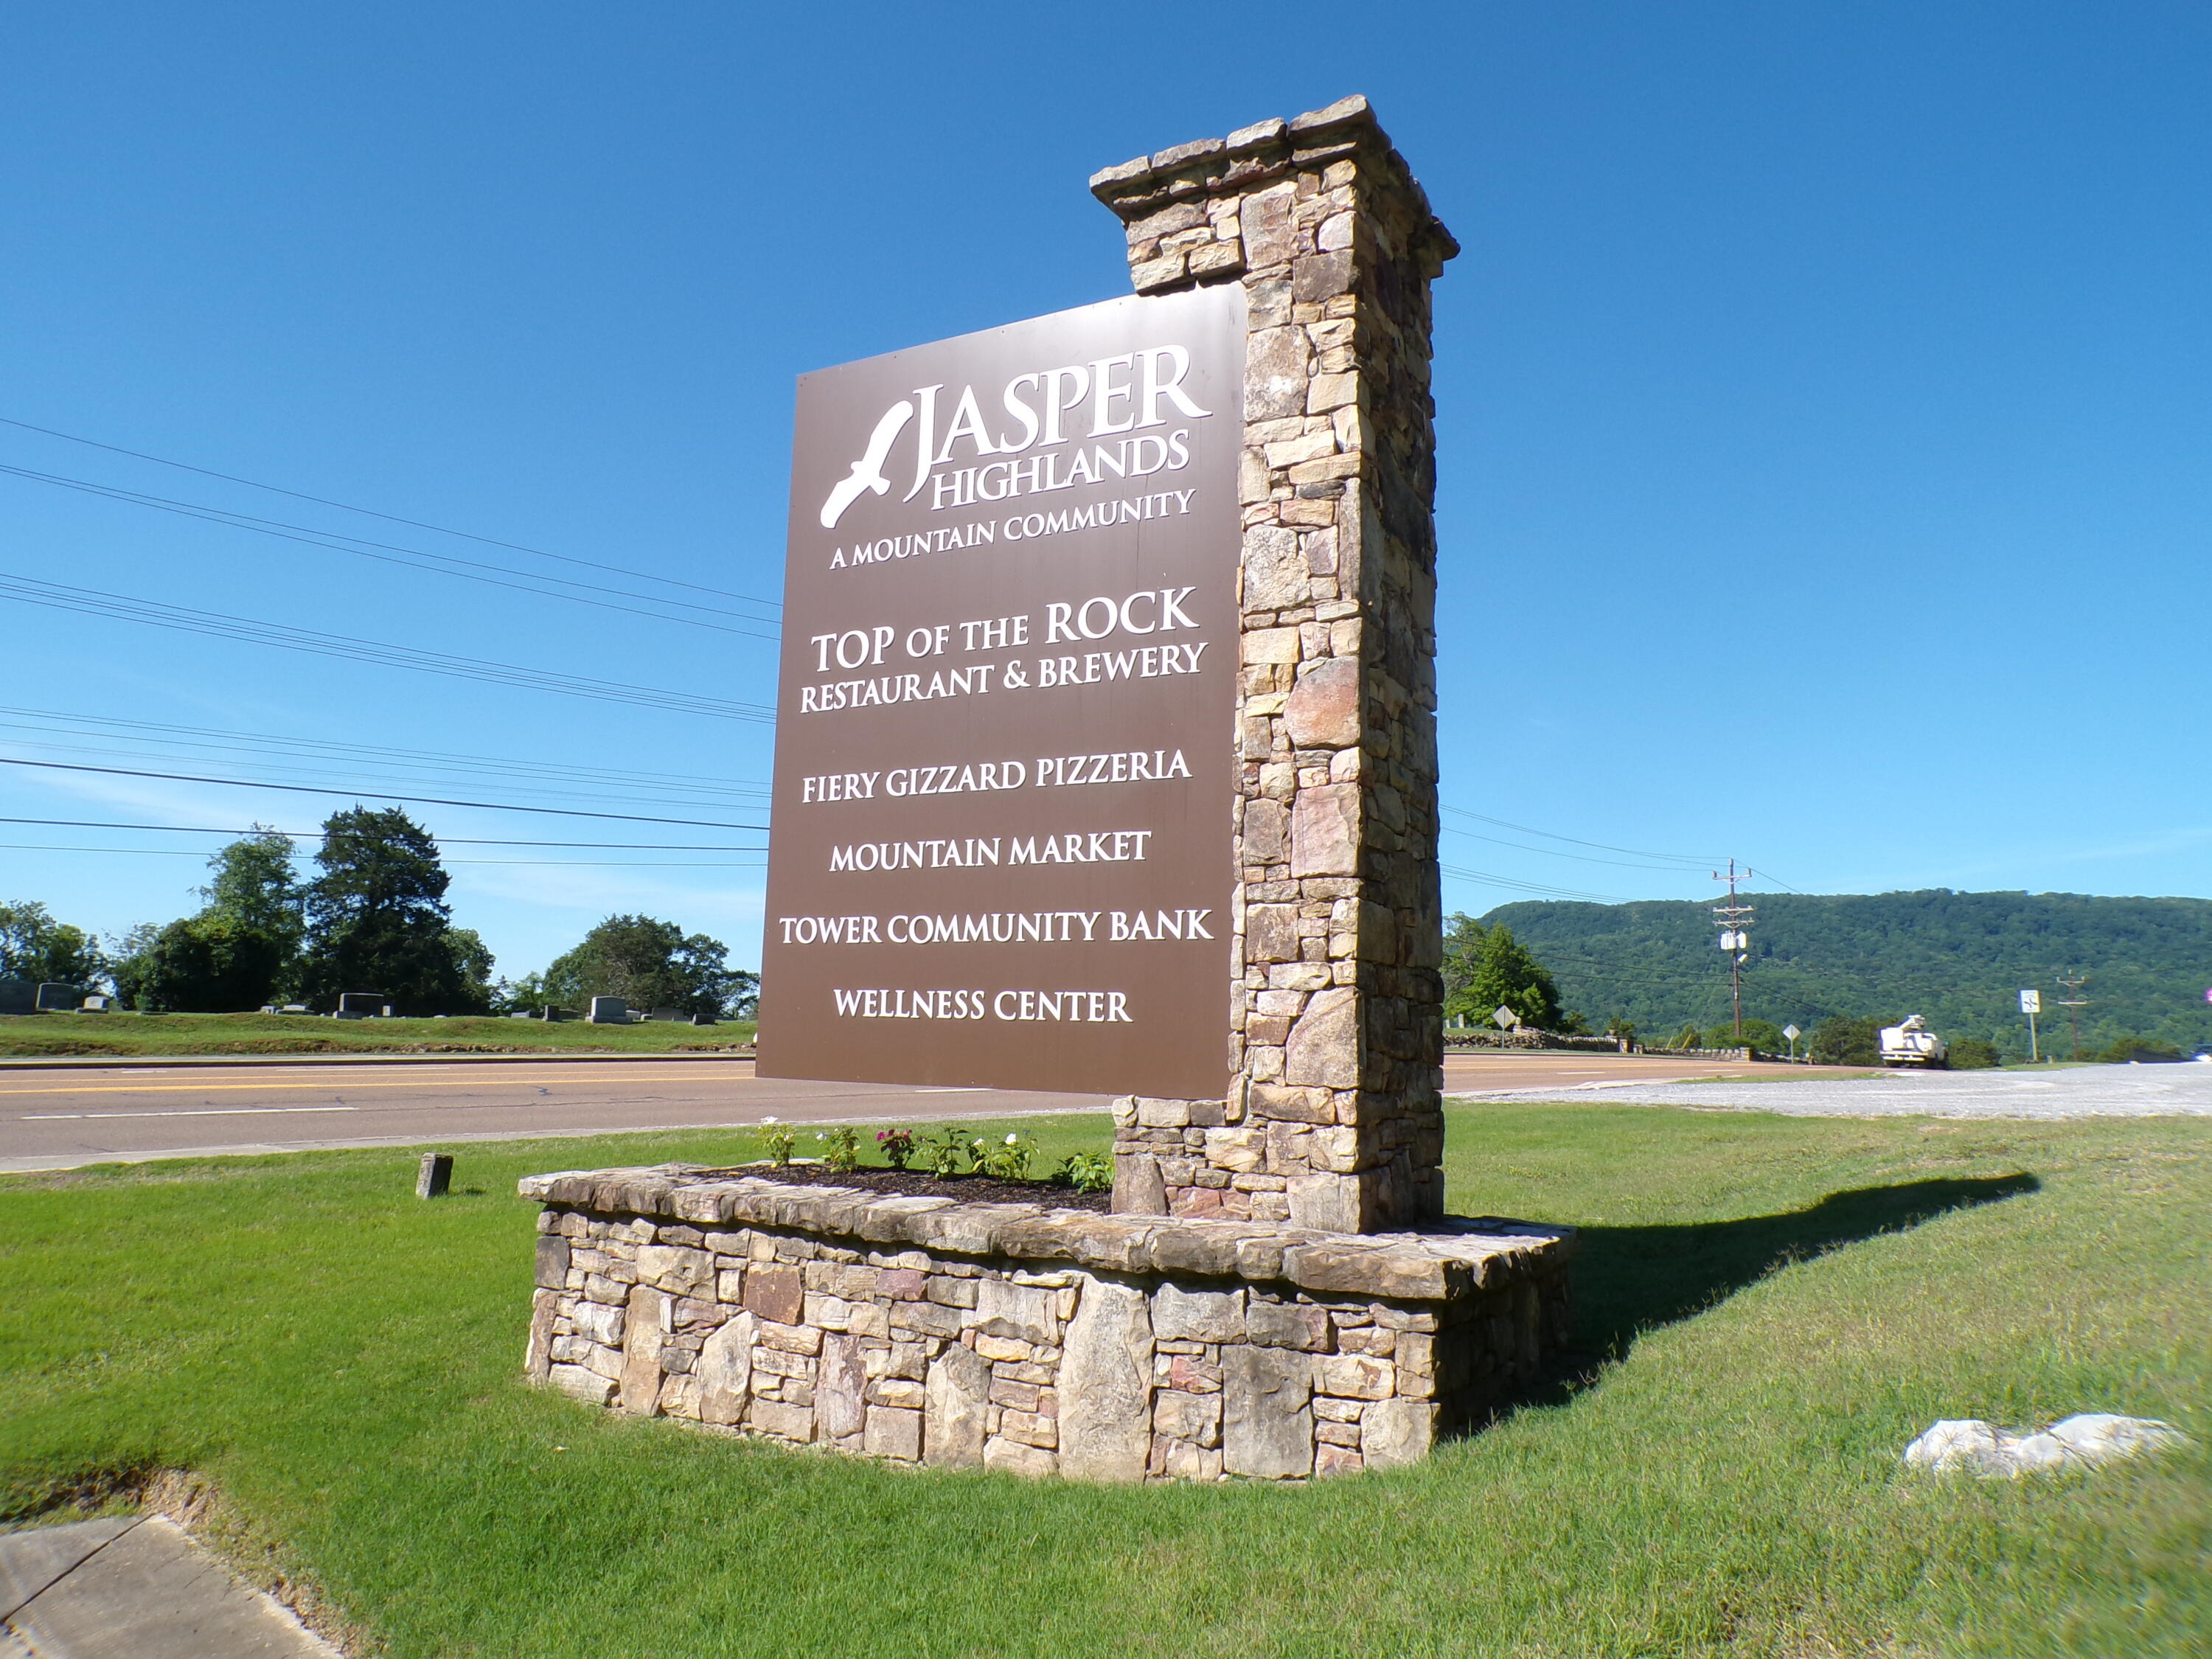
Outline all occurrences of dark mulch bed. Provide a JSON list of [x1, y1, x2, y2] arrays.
[[692, 1161, 1112, 1213]]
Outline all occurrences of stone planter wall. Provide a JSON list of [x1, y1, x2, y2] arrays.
[[523, 1165, 1572, 1481]]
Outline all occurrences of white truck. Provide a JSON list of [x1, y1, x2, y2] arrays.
[[1879, 1014, 1950, 1068]]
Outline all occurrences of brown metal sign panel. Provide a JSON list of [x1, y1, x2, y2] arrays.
[[757, 285, 1246, 1096]]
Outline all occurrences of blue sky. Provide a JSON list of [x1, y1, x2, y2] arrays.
[[2, 1, 2205, 980]]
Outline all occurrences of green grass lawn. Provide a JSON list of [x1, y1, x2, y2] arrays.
[[1, 1104, 2203, 1658], [0, 1010, 756, 1059]]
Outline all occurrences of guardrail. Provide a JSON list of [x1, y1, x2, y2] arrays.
[[1443, 1032, 1631, 1054], [1440, 1036, 1826, 1063]]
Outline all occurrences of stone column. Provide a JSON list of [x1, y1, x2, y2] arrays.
[[1096, 97, 1455, 1233]]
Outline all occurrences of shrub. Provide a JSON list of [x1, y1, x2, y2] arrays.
[[876, 1127, 915, 1170], [1809, 1015, 1885, 1066], [2098, 1035, 2179, 1063], [1054, 1152, 1113, 1194], [922, 1124, 970, 1178], [1950, 1038, 2001, 1069], [982, 1133, 1036, 1181], [756, 1116, 797, 1167], [817, 1125, 860, 1172], [1703, 1018, 1785, 1054]]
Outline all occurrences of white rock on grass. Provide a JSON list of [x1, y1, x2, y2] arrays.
[[1904, 1413, 2187, 1477]]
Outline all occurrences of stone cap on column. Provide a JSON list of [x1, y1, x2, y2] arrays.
[[1088, 95, 1460, 281], [520, 1164, 1572, 1302]]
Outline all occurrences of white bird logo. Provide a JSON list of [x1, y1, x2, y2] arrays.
[[819, 400, 915, 529]]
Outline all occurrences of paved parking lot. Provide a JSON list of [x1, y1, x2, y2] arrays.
[[1453, 1062, 2212, 1118]]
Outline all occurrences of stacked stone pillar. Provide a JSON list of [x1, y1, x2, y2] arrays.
[[1096, 98, 1455, 1234]]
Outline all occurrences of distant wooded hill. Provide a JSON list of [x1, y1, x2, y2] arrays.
[[1479, 890, 2212, 1058]]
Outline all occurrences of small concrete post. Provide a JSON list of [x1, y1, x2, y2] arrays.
[[417, 1152, 453, 1199], [1094, 97, 1455, 1232]]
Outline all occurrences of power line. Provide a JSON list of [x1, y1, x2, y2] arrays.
[[1441, 805, 1719, 866], [1441, 820, 1716, 873], [0, 574, 773, 720], [0, 706, 768, 801], [0, 462, 779, 639], [0, 412, 782, 612], [0, 818, 763, 851], [0, 842, 764, 869], [0, 757, 769, 830], [0, 728, 762, 817], [1440, 863, 1631, 904]]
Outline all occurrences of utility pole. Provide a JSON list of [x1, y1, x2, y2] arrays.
[[1711, 858, 1755, 1042], [2053, 969, 2088, 1062]]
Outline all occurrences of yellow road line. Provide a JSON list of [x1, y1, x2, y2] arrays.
[[25, 1105, 360, 1120], [0, 1074, 766, 1096]]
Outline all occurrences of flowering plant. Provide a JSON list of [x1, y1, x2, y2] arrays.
[[757, 1116, 797, 1167], [876, 1127, 915, 1170], [818, 1125, 860, 1173], [981, 1131, 1036, 1181]]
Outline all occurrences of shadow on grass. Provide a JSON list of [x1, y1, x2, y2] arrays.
[[1540, 1173, 2041, 1399]]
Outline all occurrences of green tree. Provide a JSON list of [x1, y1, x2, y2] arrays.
[[2097, 1035, 2177, 1063], [105, 832, 304, 1012], [200, 830, 304, 971], [1440, 913, 1486, 1023], [103, 923, 162, 1007], [1705, 1017, 1786, 1053], [111, 914, 292, 1012], [1442, 917, 1562, 1031], [447, 927, 498, 1011], [1950, 1038, 2002, 1069], [299, 807, 490, 1014], [1809, 1015, 1885, 1066], [541, 914, 751, 1018], [1476, 890, 2212, 1060], [493, 970, 547, 1015], [0, 900, 105, 989]]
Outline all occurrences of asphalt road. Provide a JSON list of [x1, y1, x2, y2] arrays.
[[0, 1051, 1846, 1174], [0, 1058, 1113, 1173]]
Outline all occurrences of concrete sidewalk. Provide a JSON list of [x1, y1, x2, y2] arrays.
[[0, 1515, 335, 1658], [1453, 1062, 2212, 1118]]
